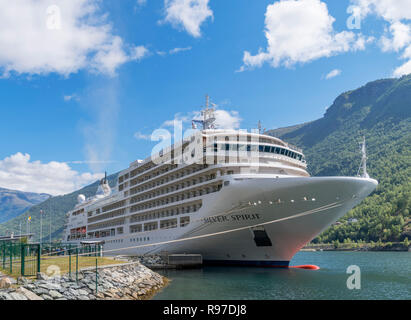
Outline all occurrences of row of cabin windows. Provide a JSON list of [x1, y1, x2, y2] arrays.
[[130, 184, 220, 212], [87, 227, 123, 239], [130, 174, 217, 203], [72, 208, 85, 216], [87, 208, 126, 224], [130, 162, 157, 179], [68, 233, 86, 240], [130, 237, 150, 242], [87, 208, 101, 217], [97, 230, 112, 238], [118, 172, 129, 184], [102, 200, 126, 213], [88, 218, 125, 231], [217, 135, 284, 146], [129, 164, 207, 193], [127, 164, 179, 188], [214, 143, 304, 161], [123, 135, 285, 182], [130, 202, 202, 223], [130, 216, 190, 234]]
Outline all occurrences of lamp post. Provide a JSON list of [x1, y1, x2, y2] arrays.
[[40, 210, 43, 244]]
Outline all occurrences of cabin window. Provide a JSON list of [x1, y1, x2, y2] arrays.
[[130, 224, 142, 233], [180, 216, 190, 227], [144, 222, 158, 231], [160, 218, 178, 229]]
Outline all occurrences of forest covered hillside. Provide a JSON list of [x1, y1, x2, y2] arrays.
[[0, 188, 50, 224], [267, 75, 411, 243], [0, 174, 118, 241]]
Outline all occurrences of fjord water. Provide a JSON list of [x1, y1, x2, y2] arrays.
[[154, 252, 411, 300]]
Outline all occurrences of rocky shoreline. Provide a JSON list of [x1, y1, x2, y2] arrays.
[[303, 242, 411, 252], [0, 260, 168, 300]]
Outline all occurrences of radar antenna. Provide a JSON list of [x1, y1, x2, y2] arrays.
[[258, 120, 262, 134], [192, 94, 217, 130], [357, 136, 369, 178]]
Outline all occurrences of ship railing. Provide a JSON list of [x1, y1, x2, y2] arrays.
[[285, 143, 303, 153]]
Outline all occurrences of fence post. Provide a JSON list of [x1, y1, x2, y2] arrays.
[[76, 247, 79, 283], [37, 244, 41, 274], [2, 243, 5, 269], [68, 244, 72, 280], [95, 258, 98, 293], [21, 244, 25, 276], [9, 243, 13, 274]]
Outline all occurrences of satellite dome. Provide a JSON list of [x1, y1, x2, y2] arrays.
[[77, 194, 86, 204]]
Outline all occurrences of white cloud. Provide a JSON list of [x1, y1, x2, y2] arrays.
[[213, 110, 242, 129], [155, 46, 192, 56], [240, 0, 367, 71], [162, 114, 190, 128], [351, 0, 411, 22], [67, 160, 117, 165], [380, 22, 411, 52], [169, 46, 192, 54], [142, 107, 242, 140], [393, 59, 411, 77], [325, 69, 342, 79], [131, 45, 150, 60], [350, 0, 411, 77], [190, 108, 242, 129], [63, 94, 79, 102], [134, 132, 153, 140], [0, 153, 103, 196], [162, 0, 213, 38], [0, 0, 148, 77], [134, 0, 147, 13]]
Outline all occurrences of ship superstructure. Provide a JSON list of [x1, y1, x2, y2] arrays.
[[64, 98, 377, 266]]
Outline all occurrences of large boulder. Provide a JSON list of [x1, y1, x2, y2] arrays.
[[0, 277, 12, 289]]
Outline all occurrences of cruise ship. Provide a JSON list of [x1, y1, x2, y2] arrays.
[[64, 99, 378, 267]]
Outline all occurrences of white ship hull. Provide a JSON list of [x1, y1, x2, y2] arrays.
[[72, 176, 377, 267]]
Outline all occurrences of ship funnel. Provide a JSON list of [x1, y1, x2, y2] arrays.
[[96, 172, 111, 197]]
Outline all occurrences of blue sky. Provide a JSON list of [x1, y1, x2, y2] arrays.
[[0, 0, 410, 195]]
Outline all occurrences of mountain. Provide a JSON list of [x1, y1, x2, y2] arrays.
[[0, 173, 118, 241], [267, 75, 411, 243], [0, 187, 50, 224]]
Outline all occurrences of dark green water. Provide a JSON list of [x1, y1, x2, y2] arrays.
[[154, 252, 411, 300]]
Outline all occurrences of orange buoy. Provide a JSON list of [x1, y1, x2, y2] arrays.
[[289, 265, 320, 270]]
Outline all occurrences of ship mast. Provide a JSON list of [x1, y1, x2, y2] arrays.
[[192, 94, 217, 130], [357, 136, 369, 178]]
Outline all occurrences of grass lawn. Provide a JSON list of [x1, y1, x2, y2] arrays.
[[1, 255, 125, 279]]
